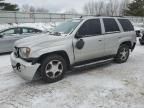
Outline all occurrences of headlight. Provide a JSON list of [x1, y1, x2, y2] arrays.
[[19, 47, 31, 58]]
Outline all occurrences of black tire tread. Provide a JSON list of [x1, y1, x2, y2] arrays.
[[114, 44, 130, 63], [40, 54, 67, 83]]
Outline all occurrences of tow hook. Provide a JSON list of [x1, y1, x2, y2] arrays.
[[13, 63, 21, 72]]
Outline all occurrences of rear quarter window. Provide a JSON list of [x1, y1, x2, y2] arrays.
[[118, 19, 134, 32]]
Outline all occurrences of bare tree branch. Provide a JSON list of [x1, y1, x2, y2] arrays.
[[83, 0, 130, 16]]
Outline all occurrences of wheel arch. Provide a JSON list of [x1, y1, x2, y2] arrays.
[[120, 41, 132, 49], [37, 50, 71, 70]]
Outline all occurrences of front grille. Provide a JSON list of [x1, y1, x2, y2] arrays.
[[14, 47, 20, 58]]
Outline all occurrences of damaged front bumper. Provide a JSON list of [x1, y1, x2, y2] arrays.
[[10, 53, 40, 81]]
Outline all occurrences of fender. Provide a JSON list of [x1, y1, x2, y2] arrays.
[[30, 45, 75, 65], [119, 37, 132, 45]]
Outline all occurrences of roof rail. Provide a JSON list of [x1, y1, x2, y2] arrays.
[[86, 15, 124, 17]]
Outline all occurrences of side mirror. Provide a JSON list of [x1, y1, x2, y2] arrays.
[[75, 32, 83, 38], [76, 39, 85, 49]]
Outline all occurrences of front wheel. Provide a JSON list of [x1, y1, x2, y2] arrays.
[[114, 44, 130, 63], [40, 54, 67, 83]]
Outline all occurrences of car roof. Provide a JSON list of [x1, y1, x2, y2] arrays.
[[11, 26, 41, 29], [73, 16, 127, 20], [0, 26, 42, 31]]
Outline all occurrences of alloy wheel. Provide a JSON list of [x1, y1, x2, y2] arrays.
[[45, 60, 63, 79], [119, 48, 129, 61]]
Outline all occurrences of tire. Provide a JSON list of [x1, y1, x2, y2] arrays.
[[40, 54, 67, 83], [114, 44, 130, 63]]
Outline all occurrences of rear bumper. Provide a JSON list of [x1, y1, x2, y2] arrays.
[[10, 53, 40, 81]]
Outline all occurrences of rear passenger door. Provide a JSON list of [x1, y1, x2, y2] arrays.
[[102, 18, 121, 56]]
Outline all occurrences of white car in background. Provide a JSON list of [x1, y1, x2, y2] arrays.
[[0, 27, 43, 53]]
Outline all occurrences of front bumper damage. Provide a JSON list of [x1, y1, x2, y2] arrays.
[[10, 53, 40, 81]]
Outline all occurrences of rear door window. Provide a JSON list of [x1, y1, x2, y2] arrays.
[[22, 28, 41, 34], [103, 18, 120, 33], [78, 19, 102, 36], [22, 28, 29, 34], [118, 19, 134, 31]]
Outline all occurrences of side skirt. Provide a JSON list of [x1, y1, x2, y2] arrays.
[[72, 55, 115, 69]]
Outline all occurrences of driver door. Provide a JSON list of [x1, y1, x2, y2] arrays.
[[73, 19, 105, 63]]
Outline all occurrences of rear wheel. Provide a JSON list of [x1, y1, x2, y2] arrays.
[[40, 54, 67, 83], [114, 44, 130, 63]]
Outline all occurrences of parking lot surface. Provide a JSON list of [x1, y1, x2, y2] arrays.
[[0, 44, 144, 108]]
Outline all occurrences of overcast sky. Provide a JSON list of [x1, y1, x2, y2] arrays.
[[5, 0, 92, 13]]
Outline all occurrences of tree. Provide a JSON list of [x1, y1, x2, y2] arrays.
[[125, 0, 144, 16], [83, 1, 97, 15], [21, 5, 35, 12], [109, 0, 119, 16], [36, 8, 49, 13], [120, 0, 130, 15], [83, 0, 129, 16], [21, 4, 30, 12], [63, 8, 78, 14], [21, 4, 49, 13], [0, 0, 19, 11], [29, 6, 35, 12]]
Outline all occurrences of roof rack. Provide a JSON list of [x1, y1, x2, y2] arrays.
[[79, 15, 125, 20], [92, 15, 124, 17]]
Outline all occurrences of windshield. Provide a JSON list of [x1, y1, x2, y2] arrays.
[[52, 19, 82, 35]]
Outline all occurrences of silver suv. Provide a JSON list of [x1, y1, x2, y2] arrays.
[[10, 17, 136, 83]]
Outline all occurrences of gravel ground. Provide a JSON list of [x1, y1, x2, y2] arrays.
[[0, 43, 144, 108]]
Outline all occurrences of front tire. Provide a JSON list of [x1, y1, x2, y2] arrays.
[[114, 44, 130, 63], [40, 54, 67, 83]]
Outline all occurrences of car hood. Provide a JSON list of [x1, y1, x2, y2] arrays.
[[15, 33, 67, 48]]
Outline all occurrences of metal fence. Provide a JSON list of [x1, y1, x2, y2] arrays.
[[0, 11, 144, 24], [0, 11, 86, 23]]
